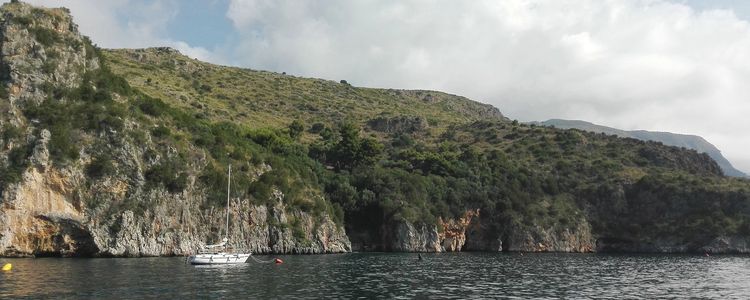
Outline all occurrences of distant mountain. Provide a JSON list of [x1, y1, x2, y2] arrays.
[[533, 119, 748, 178]]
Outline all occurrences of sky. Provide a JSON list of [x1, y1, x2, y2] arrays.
[[16, 0, 750, 174]]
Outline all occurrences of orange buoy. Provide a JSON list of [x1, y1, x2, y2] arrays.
[[274, 258, 283, 264]]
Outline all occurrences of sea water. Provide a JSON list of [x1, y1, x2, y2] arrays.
[[1, 253, 748, 299]]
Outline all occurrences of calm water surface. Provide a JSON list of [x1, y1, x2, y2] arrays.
[[1, 253, 748, 299]]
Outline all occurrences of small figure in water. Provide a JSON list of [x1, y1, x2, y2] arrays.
[[418, 253, 423, 261]]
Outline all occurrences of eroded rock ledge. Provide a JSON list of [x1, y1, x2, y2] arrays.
[[369, 209, 749, 254]]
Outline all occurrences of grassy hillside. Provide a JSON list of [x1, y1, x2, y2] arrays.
[[103, 48, 505, 139]]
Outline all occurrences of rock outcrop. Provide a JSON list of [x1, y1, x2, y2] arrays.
[[501, 222, 595, 253], [85, 190, 350, 257], [0, 139, 351, 257], [377, 208, 750, 253], [386, 211, 478, 253], [700, 236, 750, 253], [0, 3, 96, 108], [391, 89, 507, 121], [367, 116, 428, 135], [595, 235, 750, 254], [388, 209, 594, 253], [389, 221, 441, 252], [438, 209, 479, 251]]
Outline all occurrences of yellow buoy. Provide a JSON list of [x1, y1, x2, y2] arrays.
[[2, 263, 11, 271]]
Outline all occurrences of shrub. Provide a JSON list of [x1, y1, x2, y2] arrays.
[[150, 125, 171, 138], [29, 27, 60, 47], [42, 59, 57, 73], [309, 122, 325, 133], [48, 122, 80, 163], [145, 160, 188, 193], [13, 15, 32, 26], [82, 36, 97, 60], [288, 120, 304, 139], [249, 169, 292, 204], [199, 164, 229, 207], [86, 154, 115, 178], [2, 124, 23, 141], [291, 218, 306, 241], [136, 96, 169, 117]]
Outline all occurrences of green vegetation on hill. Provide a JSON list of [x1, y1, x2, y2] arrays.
[[535, 119, 748, 178], [98, 47, 750, 250], [103, 48, 505, 138], [2, 0, 749, 253]]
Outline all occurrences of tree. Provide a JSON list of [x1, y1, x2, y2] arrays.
[[330, 123, 361, 170], [360, 137, 384, 166], [327, 123, 383, 170]]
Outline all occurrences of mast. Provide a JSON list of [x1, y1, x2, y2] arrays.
[[225, 164, 231, 242]]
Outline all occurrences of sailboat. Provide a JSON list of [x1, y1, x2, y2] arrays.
[[188, 165, 251, 265]]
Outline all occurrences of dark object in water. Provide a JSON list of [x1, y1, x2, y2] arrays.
[[418, 254, 423, 261]]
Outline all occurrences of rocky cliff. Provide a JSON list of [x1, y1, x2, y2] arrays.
[[384, 208, 749, 254], [0, 2, 349, 257], [384, 210, 595, 253]]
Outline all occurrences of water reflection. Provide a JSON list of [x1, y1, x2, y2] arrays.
[[0, 253, 748, 299]]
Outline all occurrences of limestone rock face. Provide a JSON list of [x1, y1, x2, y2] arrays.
[[0, 166, 87, 256], [700, 236, 750, 254], [389, 206, 750, 254], [84, 190, 350, 257], [438, 209, 479, 252], [595, 235, 750, 254], [390, 89, 507, 121], [390, 221, 441, 252], [502, 222, 595, 253], [29, 129, 50, 168], [390, 209, 595, 253], [367, 116, 428, 135], [0, 3, 97, 108], [387, 210, 480, 252]]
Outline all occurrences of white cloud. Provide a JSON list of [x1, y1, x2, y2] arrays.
[[225, 0, 750, 173]]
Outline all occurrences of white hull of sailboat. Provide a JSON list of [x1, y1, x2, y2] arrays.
[[188, 253, 251, 265]]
